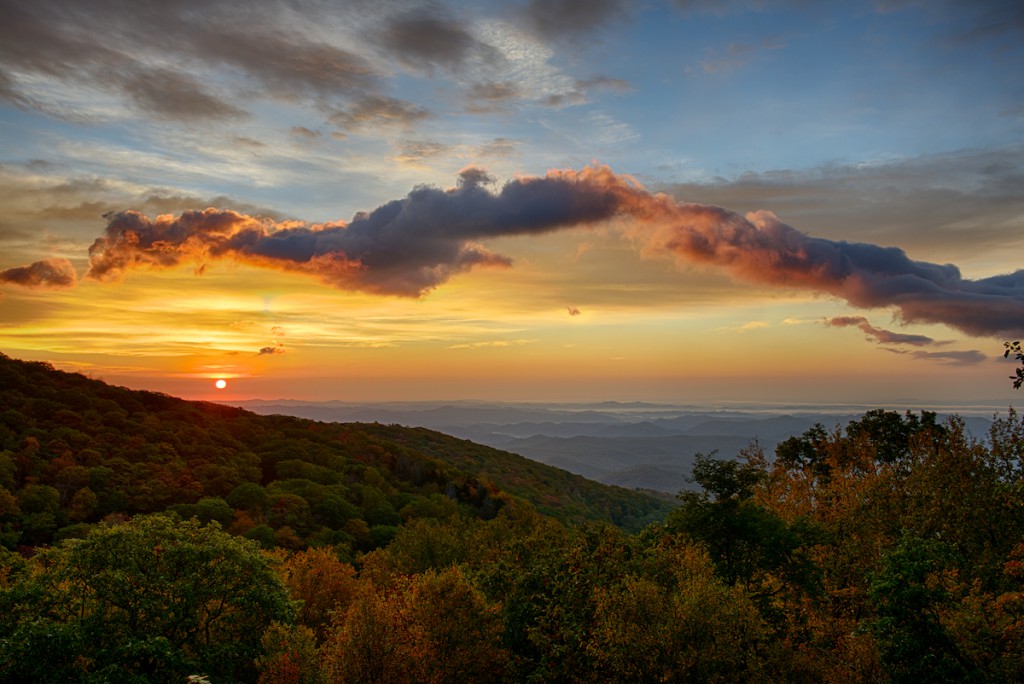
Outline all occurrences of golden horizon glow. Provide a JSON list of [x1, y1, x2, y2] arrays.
[[0, 247, 1015, 407]]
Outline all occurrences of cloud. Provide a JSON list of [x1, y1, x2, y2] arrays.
[[568, 306, 581, 316], [377, 10, 500, 74], [657, 147, 1024, 264], [883, 348, 988, 365], [327, 96, 431, 132], [120, 67, 244, 121], [465, 81, 522, 113], [195, 27, 379, 99], [0, 258, 78, 288], [396, 140, 452, 165], [0, 0, 382, 123], [290, 126, 320, 140], [824, 314, 989, 365], [478, 138, 519, 158], [826, 316, 935, 346], [66, 166, 1024, 337], [448, 339, 533, 349], [258, 345, 286, 356], [520, 0, 632, 42]]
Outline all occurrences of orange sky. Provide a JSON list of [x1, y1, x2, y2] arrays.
[[1, 215, 1017, 407]]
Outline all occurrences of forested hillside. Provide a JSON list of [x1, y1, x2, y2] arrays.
[[2, 352, 1024, 682], [0, 353, 673, 553]]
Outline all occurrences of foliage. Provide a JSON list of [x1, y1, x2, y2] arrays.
[[3, 353, 1024, 681], [0, 351, 672, 554], [868, 533, 981, 683], [1007, 341, 1024, 390], [667, 451, 819, 602], [0, 514, 293, 683]]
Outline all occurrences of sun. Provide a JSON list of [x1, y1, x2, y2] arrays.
[[215, 379, 227, 390]]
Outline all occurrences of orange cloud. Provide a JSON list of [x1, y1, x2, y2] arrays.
[[68, 165, 1023, 338], [0, 258, 77, 288]]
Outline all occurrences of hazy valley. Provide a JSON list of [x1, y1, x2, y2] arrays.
[[236, 399, 1000, 493]]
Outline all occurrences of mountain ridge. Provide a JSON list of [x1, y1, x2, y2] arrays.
[[0, 353, 674, 553]]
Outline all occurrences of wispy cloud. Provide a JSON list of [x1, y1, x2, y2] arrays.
[[825, 314, 989, 366], [826, 316, 935, 346], [883, 348, 988, 365]]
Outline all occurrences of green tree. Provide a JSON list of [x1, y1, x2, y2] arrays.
[[666, 453, 817, 596], [869, 532, 982, 683], [0, 514, 294, 683]]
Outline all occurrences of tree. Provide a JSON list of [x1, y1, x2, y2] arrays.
[[1006, 341, 1024, 390], [322, 567, 508, 684], [666, 453, 818, 597], [0, 514, 294, 683], [280, 546, 359, 642], [869, 533, 982, 683]]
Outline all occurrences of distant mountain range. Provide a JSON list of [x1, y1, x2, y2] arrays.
[[235, 400, 1000, 493]]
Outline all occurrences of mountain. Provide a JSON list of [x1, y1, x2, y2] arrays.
[[0, 353, 675, 553], [235, 400, 997, 493]]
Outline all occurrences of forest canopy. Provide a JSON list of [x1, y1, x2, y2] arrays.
[[1, 353, 1023, 682]]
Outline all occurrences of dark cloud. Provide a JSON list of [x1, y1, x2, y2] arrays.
[[64, 166, 1024, 336], [568, 306, 581, 316], [377, 10, 499, 73], [0, 0, 381, 122], [457, 167, 496, 189], [192, 27, 379, 99], [671, 0, 808, 16], [83, 170, 622, 296], [826, 316, 935, 346], [121, 67, 243, 121], [0, 258, 77, 288], [656, 147, 1024, 263], [520, 0, 632, 41]]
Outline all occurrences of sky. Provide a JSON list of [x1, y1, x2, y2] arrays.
[[0, 0, 1022, 407]]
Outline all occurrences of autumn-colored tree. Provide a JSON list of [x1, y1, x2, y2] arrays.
[[280, 546, 359, 642], [587, 539, 772, 682], [322, 567, 507, 684], [255, 622, 322, 684]]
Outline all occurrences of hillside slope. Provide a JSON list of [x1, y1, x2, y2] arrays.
[[0, 353, 673, 551]]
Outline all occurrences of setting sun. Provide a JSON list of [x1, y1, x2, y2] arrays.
[[215, 379, 227, 390]]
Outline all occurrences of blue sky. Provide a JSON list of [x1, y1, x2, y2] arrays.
[[0, 0, 1022, 404]]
